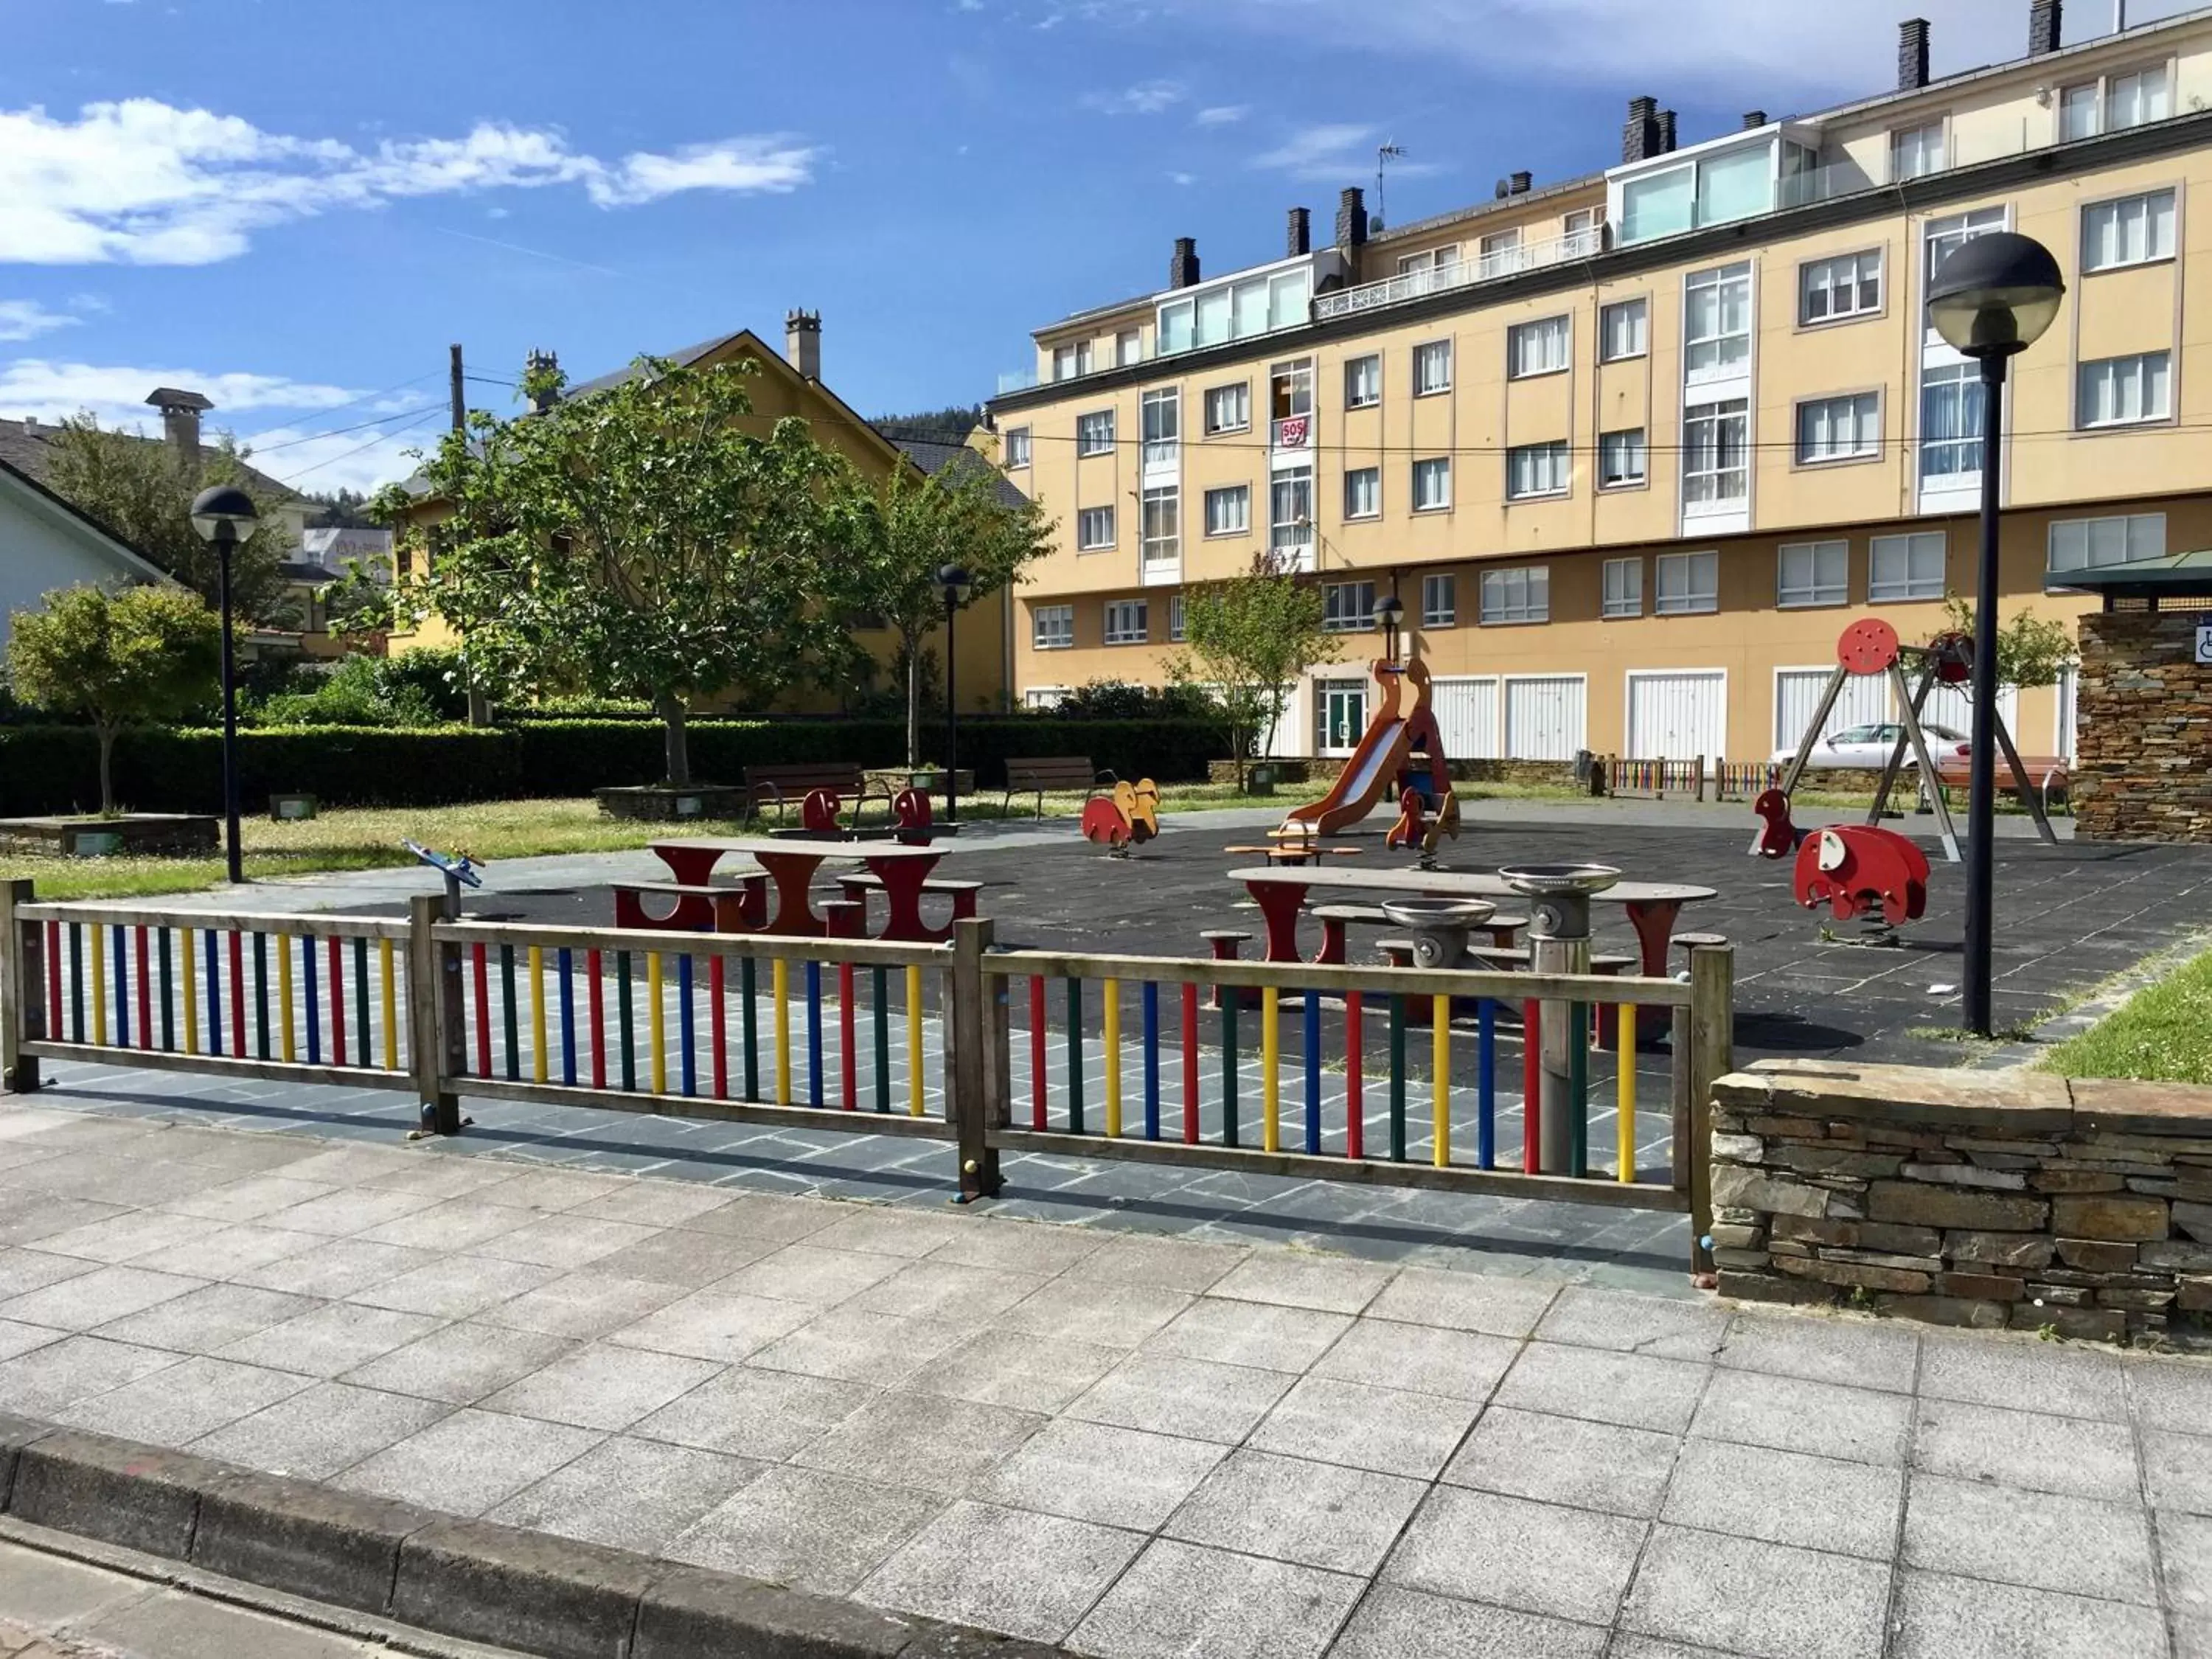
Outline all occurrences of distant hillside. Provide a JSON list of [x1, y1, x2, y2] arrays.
[[872, 403, 982, 445]]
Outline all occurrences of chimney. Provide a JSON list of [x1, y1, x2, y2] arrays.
[[1287, 206, 1311, 257], [524, 349, 561, 412], [1899, 18, 1930, 90], [2028, 0, 2062, 55], [1742, 109, 1768, 129], [1656, 110, 1678, 153], [144, 387, 212, 475], [1622, 95, 1659, 162], [1335, 187, 1368, 249], [784, 310, 821, 380], [1509, 170, 1533, 195], [1168, 237, 1201, 288]]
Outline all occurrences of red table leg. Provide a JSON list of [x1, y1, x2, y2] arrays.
[[1623, 898, 1686, 1045], [864, 855, 944, 942], [654, 846, 725, 886], [1243, 880, 1313, 963], [708, 878, 768, 933], [758, 852, 828, 936]]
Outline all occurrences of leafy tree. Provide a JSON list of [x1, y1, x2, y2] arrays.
[[828, 443, 1054, 765], [5, 583, 223, 813], [1935, 597, 2072, 690], [40, 417, 295, 623], [301, 487, 377, 528], [872, 405, 984, 443], [1172, 555, 1339, 787], [374, 354, 847, 787]]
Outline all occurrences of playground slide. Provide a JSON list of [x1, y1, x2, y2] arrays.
[[1281, 716, 1408, 836]]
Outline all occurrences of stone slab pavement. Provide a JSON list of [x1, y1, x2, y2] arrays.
[[1, 1099, 2209, 1658]]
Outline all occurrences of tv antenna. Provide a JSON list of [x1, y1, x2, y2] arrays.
[[1377, 141, 1408, 228]]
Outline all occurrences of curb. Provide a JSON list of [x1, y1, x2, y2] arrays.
[[0, 1413, 1067, 1659]]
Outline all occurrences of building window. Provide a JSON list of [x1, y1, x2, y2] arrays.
[[1344, 355, 1382, 408], [1103, 599, 1148, 645], [1033, 604, 1074, 649], [1116, 328, 1142, 366], [1141, 389, 1180, 465], [1343, 467, 1380, 521], [1796, 392, 1880, 463], [1601, 557, 1643, 619], [1168, 593, 1186, 641], [2083, 190, 2176, 271], [1800, 250, 1882, 324], [1413, 340, 1453, 396], [1397, 244, 1463, 281], [1777, 540, 1848, 608], [1599, 428, 1646, 489], [1270, 358, 1314, 444], [2048, 512, 2165, 579], [1422, 573, 1456, 627], [1271, 466, 1315, 554], [1919, 362, 1986, 481], [1141, 487, 1180, 565], [1922, 209, 2007, 334], [1203, 484, 1249, 537], [1004, 427, 1032, 468], [2061, 82, 2100, 141], [1868, 532, 1947, 602], [1891, 121, 1944, 181], [1476, 229, 1521, 277], [2078, 351, 2171, 428], [1480, 566, 1549, 625], [1412, 456, 1453, 512], [2072, 64, 2172, 138], [1323, 580, 1377, 633], [1685, 262, 1751, 375], [1683, 397, 1748, 507], [1599, 298, 1648, 362], [1506, 440, 1571, 500], [1077, 507, 1116, 551], [1203, 382, 1251, 435], [1562, 206, 1601, 246], [1508, 316, 1571, 379], [1655, 550, 1719, 615], [1076, 409, 1114, 456], [1051, 341, 1095, 381]]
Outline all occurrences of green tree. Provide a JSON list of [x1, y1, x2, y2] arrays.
[[4, 583, 223, 813], [378, 354, 846, 787], [40, 417, 294, 623], [1936, 596, 2072, 690], [828, 442, 1054, 765], [1172, 555, 1339, 787], [871, 405, 984, 442]]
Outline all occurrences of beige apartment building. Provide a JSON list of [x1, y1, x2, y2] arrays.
[[984, 1, 2212, 771]]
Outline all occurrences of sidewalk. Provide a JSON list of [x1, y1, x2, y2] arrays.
[[0, 1098, 2204, 1658]]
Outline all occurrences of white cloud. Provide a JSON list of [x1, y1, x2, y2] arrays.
[[243, 421, 442, 493], [1194, 105, 1249, 127], [1249, 123, 1378, 178], [955, 0, 985, 10], [1169, 170, 1197, 186], [0, 99, 821, 267], [0, 300, 80, 343], [1083, 78, 1186, 115], [0, 359, 363, 421]]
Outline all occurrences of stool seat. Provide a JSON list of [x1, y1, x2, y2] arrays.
[[1673, 931, 1729, 948]]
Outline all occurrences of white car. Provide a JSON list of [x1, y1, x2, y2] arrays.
[[1771, 721, 1971, 771]]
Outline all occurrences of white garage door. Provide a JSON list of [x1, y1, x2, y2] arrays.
[[1920, 681, 2020, 743], [1431, 676, 1500, 759], [1504, 676, 1586, 760], [1626, 671, 1727, 763], [1773, 667, 1892, 753], [2055, 663, 2079, 762]]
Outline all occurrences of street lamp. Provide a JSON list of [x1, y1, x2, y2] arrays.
[[190, 484, 260, 884], [1373, 593, 1405, 664], [936, 563, 971, 825], [1924, 230, 2064, 1037]]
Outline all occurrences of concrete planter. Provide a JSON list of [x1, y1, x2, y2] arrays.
[[0, 814, 220, 858], [594, 785, 748, 823], [268, 793, 319, 822]]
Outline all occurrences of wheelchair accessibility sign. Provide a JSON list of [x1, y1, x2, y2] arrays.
[[2199, 622, 2212, 667]]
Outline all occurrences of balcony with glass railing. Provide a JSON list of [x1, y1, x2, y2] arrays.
[[1312, 225, 1602, 322]]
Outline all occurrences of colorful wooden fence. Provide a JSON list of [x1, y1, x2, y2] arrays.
[[1606, 757, 1709, 801], [1711, 760, 1782, 802]]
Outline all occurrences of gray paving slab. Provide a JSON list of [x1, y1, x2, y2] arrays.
[[1068, 1537, 1364, 1659], [333, 1406, 603, 1515], [2123, 1352, 2212, 1433], [475, 1269, 689, 1339], [1141, 1295, 1348, 1371], [712, 1242, 908, 1306], [32, 1208, 233, 1266], [479, 1342, 723, 1430], [584, 1227, 780, 1287], [1902, 1470, 2154, 1604], [1534, 1286, 1732, 1362], [1383, 1484, 1647, 1626], [1079, 1233, 1249, 1293], [228, 1237, 434, 1298], [844, 1257, 1051, 1323], [470, 1213, 659, 1270], [1443, 1404, 1682, 1518], [88, 1282, 321, 1354], [76, 1585, 370, 1659], [974, 1416, 1225, 1530], [338, 1320, 575, 1404], [0, 1333, 177, 1416], [998, 1277, 1195, 1348], [1065, 1350, 1293, 1444], [488, 1433, 764, 1553], [0, 1195, 131, 1248], [1662, 1438, 1902, 1559], [2143, 1425, 2212, 1515], [0, 1537, 161, 1626], [188, 1379, 452, 1479], [631, 1363, 874, 1460], [2154, 1509, 2212, 1622], [1619, 1526, 1891, 1659], [1890, 1568, 2169, 1659], [1, 1264, 207, 1331], [1493, 1342, 1710, 1435], [216, 1299, 442, 1377], [0, 1317, 61, 1363], [1911, 1397, 2141, 1501], [56, 1353, 312, 1446], [1332, 1585, 1607, 1659], [605, 1288, 815, 1363], [858, 1498, 1144, 1644], [1918, 1329, 2128, 1422], [344, 1253, 560, 1320], [1363, 1265, 1562, 1337], [1166, 1447, 1426, 1576], [1691, 1368, 1911, 1466], [255, 1187, 444, 1238], [1207, 1253, 1394, 1315], [1713, 1310, 1919, 1394], [663, 1465, 947, 1597], [676, 1190, 842, 1244], [790, 1388, 1045, 1495], [1249, 1374, 1481, 1481], [745, 1305, 967, 1386], [0, 1246, 96, 1300], [908, 1325, 1121, 1413], [162, 1174, 338, 1224], [1310, 1317, 1517, 1402]]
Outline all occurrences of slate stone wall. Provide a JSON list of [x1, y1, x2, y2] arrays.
[[2073, 610, 2212, 843]]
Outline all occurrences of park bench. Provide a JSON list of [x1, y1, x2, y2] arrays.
[[835, 869, 986, 931], [1003, 757, 1116, 819], [1928, 754, 2070, 814], [742, 764, 893, 827]]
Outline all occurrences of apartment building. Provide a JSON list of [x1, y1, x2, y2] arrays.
[[984, 1, 2212, 769]]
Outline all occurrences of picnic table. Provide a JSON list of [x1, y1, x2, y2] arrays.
[[650, 838, 959, 942]]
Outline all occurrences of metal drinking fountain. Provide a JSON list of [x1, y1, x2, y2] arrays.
[[1378, 897, 1497, 970], [1499, 863, 1621, 1174]]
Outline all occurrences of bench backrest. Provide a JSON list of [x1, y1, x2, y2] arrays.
[[743, 764, 868, 790], [1005, 757, 1097, 788]]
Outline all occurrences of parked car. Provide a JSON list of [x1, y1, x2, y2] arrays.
[[1770, 722, 1971, 771]]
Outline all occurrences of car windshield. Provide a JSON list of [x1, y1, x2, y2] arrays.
[[1927, 725, 1967, 742]]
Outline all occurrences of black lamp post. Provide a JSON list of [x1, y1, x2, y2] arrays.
[[936, 563, 972, 824], [1924, 230, 2064, 1037], [189, 484, 260, 884], [1373, 593, 1405, 664]]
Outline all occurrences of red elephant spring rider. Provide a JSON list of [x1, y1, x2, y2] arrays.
[[1792, 824, 1930, 931]]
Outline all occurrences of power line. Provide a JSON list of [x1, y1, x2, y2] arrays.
[[274, 411, 441, 487], [249, 403, 445, 456], [235, 368, 442, 444]]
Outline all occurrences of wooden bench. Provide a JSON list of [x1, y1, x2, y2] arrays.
[[1003, 757, 1116, 819], [612, 877, 766, 933], [1930, 755, 2070, 813], [835, 871, 986, 931], [742, 764, 893, 827]]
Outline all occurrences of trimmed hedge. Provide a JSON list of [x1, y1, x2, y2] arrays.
[[0, 717, 1230, 816]]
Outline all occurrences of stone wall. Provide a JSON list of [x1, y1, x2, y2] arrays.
[[1710, 1059, 2212, 1342], [2072, 609, 2212, 842]]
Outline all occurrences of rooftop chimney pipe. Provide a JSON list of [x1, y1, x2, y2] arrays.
[[1899, 18, 1931, 90]]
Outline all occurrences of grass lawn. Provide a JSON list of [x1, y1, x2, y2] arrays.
[[2035, 942, 2212, 1085]]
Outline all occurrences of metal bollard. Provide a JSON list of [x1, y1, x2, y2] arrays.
[[1502, 865, 1620, 1176]]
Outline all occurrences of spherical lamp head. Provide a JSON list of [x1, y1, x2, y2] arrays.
[[1926, 231, 2065, 359], [189, 484, 260, 546]]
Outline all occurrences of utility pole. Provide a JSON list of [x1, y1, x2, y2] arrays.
[[449, 344, 465, 432]]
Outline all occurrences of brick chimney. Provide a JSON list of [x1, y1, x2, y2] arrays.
[[1899, 18, 1930, 90], [524, 349, 561, 412], [1335, 187, 1368, 249], [1656, 109, 1678, 153], [144, 387, 212, 475], [784, 310, 821, 380], [1168, 237, 1201, 288], [1622, 96, 1660, 162], [1743, 109, 1768, 129], [2028, 0, 2062, 55], [1287, 206, 1311, 257]]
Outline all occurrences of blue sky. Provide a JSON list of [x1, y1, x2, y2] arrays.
[[0, 0, 2193, 493]]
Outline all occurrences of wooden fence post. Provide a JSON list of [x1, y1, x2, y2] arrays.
[[1686, 942, 1735, 1278], [948, 917, 1001, 1202], [1, 881, 41, 1095], [407, 894, 461, 1135]]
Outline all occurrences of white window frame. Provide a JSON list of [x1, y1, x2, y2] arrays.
[[1777, 540, 1848, 609], [1344, 353, 1382, 408], [1683, 397, 1749, 509], [1413, 339, 1453, 397], [1322, 580, 1377, 633], [1601, 556, 1643, 619], [1270, 466, 1315, 554], [1479, 565, 1550, 626], [1799, 249, 1882, 324], [1141, 486, 1180, 565], [1599, 297, 1648, 362], [1103, 599, 1149, 646], [2081, 189, 2176, 273], [1168, 593, 1186, 643], [1918, 360, 1986, 482], [1795, 392, 1882, 464], [1412, 456, 1453, 512], [1506, 440, 1571, 501], [1032, 604, 1074, 650], [2078, 63, 2174, 137], [1684, 262, 1752, 378], [1422, 572, 1456, 627], [2076, 351, 2172, 429], [1476, 229, 1521, 278], [1076, 506, 1116, 551], [1508, 316, 1571, 379], [1891, 119, 1945, 182], [1141, 388, 1180, 465], [1203, 381, 1251, 436], [1868, 531, 1947, 602], [1202, 484, 1250, 538], [1599, 428, 1646, 490], [1343, 466, 1381, 521], [1116, 328, 1142, 367], [1655, 549, 1719, 616], [1075, 408, 1115, 457], [2047, 512, 2166, 582], [1004, 427, 1032, 469]]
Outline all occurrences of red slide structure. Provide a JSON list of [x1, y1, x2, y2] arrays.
[[1279, 655, 1448, 837]]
